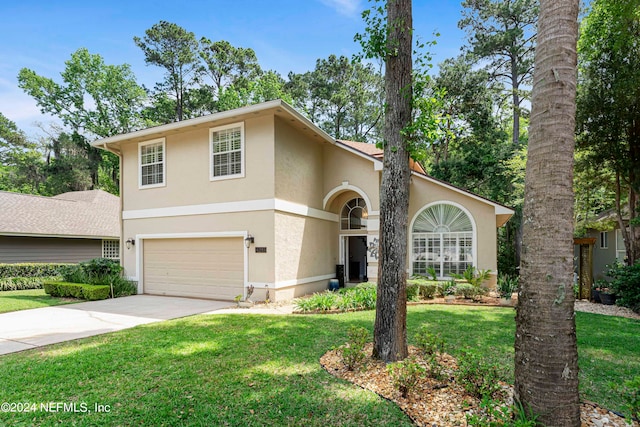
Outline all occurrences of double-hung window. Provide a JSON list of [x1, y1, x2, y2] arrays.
[[139, 139, 165, 188], [210, 123, 244, 180]]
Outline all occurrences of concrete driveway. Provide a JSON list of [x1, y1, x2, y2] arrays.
[[0, 295, 232, 356]]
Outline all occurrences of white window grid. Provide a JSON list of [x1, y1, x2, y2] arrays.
[[102, 240, 119, 260], [600, 231, 608, 249], [412, 232, 473, 278]]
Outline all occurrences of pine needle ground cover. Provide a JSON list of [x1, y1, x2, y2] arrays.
[[0, 305, 636, 426]]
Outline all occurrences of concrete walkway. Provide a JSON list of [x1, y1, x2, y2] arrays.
[[0, 295, 232, 355]]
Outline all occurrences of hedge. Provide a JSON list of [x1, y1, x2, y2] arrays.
[[43, 281, 110, 301], [0, 263, 72, 279], [0, 276, 62, 292]]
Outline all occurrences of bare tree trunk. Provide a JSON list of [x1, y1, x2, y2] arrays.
[[514, 0, 581, 425], [373, 0, 412, 363], [512, 59, 520, 145]]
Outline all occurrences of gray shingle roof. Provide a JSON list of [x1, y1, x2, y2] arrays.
[[0, 190, 119, 239]]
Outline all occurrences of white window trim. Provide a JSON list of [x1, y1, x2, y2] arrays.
[[209, 122, 245, 182], [600, 231, 608, 249], [138, 138, 166, 189]]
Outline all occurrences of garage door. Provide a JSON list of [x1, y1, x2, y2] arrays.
[[143, 237, 244, 300]]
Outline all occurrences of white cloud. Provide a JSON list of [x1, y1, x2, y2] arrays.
[[318, 0, 362, 18]]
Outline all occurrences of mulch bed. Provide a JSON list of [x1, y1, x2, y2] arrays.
[[320, 344, 637, 427]]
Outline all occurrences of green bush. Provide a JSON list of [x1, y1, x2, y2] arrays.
[[340, 326, 369, 371], [0, 263, 71, 279], [57, 258, 136, 298], [294, 284, 377, 312], [497, 274, 519, 299], [44, 281, 110, 301], [406, 283, 421, 302], [387, 356, 426, 398], [407, 278, 439, 300], [438, 280, 457, 297], [456, 350, 503, 399], [455, 283, 487, 300], [607, 261, 640, 313], [414, 325, 445, 356], [0, 276, 61, 291]]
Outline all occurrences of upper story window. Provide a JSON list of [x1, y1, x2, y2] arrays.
[[210, 123, 244, 181], [341, 198, 368, 230], [139, 139, 165, 189]]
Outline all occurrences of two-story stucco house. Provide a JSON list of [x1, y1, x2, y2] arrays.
[[92, 100, 513, 302]]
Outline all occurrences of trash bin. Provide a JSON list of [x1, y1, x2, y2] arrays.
[[336, 264, 345, 288]]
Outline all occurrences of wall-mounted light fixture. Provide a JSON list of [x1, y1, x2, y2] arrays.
[[244, 234, 255, 248], [125, 238, 135, 250]]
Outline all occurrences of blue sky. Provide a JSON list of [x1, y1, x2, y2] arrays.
[[0, 0, 467, 138]]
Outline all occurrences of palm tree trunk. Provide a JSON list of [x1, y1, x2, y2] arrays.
[[514, 0, 581, 425]]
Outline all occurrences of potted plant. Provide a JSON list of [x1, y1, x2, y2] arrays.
[[497, 274, 518, 306], [593, 279, 617, 305], [237, 285, 255, 308]]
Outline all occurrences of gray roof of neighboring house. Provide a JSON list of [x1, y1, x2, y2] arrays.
[[0, 190, 119, 239]]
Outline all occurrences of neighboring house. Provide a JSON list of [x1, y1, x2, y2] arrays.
[[575, 209, 628, 281], [0, 190, 120, 264], [92, 100, 513, 302]]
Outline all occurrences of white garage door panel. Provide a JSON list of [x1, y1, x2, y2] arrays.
[[144, 238, 244, 300]]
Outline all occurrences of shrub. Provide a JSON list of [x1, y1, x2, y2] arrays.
[[455, 283, 487, 300], [59, 264, 88, 284], [497, 274, 519, 299], [438, 280, 457, 297], [44, 281, 110, 301], [451, 266, 492, 288], [56, 258, 135, 298], [419, 282, 438, 299], [456, 350, 503, 399], [340, 326, 369, 371], [0, 276, 61, 291], [0, 263, 71, 279], [414, 325, 445, 356], [467, 397, 538, 427], [607, 261, 640, 313], [387, 356, 426, 398], [294, 284, 376, 312], [406, 283, 421, 302]]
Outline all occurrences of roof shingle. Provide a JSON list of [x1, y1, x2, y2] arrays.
[[0, 190, 119, 239]]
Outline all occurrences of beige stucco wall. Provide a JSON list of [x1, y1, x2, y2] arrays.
[[274, 117, 324, 208], [274, 212, 337, 283], [120, 115, 275, 212], [322, 144, 381, 212]]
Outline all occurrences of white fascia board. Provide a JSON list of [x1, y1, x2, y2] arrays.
[[122, 198, 338, 223], [0, 232, 118, 240], [92, 99, 336, 148]]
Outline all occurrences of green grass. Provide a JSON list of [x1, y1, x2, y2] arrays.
[[0, 305, 637, 426], [0, 289, 78, 313]]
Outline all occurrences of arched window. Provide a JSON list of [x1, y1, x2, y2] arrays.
[[341, 198, 368, 230], [412, 203, 474, 277]]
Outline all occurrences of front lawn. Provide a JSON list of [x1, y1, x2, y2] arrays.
[[0, 289, 78, 314], [0, 305, 637, 426]]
